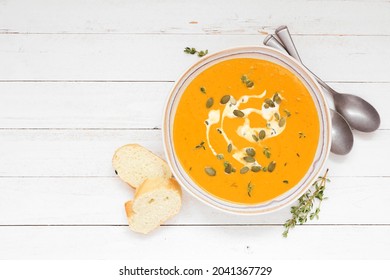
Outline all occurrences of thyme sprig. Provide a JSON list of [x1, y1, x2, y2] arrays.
[[282, 169, 330, 238], [184, 47, 209, 57]]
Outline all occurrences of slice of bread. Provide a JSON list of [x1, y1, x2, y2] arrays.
[[112, 144, 172, 189], [125, 177, 182, 234]]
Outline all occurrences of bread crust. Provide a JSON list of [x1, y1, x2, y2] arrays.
[[124, 178, 182, 234]]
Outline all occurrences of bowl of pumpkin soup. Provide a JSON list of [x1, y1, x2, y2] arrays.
[[163, 46, 331, 214]]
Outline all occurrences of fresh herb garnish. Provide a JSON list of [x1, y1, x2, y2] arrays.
[[282, 169, 330, 238], [195, 141, 206, 150], [263, 147, 271, 159], [247, 181, 254, 197], [184, 47, 208, 57]]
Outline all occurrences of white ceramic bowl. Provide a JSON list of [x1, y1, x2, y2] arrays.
[[163, 46, 331, 215]]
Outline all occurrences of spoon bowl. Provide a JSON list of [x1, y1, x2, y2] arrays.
[[333, 92, 380, 132], [330, 110, 354, 155]]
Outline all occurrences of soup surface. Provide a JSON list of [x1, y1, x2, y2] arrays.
[[173, 58, 319, 204]]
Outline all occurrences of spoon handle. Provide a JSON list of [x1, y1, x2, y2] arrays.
[[274, 26, 337, 96]]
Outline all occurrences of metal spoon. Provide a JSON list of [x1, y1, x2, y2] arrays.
[[264, 34, 354, 155], [275, 25, 380, 133]]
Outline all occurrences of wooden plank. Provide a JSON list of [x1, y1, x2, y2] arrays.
[[0, 129, 387, 177], [0, 35, 389, 82], [0, 177, 389, 225], [0, 225, 388, 259], [0, 82, 171, 129], [0, 0, 389, 35], [0, 82, 387, 129]]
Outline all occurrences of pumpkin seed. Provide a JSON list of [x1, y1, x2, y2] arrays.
[[206, 97, 214, 108], [263, 147, 271, 159], [246, 80, 254, 88], [233, 109, 245, 118], [246, 148, 256, 157], [243, 156, 255, 163], [220, 95, 230, 104], [262, 166, 268, 172], [278, 117, 286, 127], [274, 113, 280, 121], [224, 162, 232, 174], [200, 87, 206, 94], [273, 93, 282, 104], [240, 166, 249, 174], [264, 98, 275, 108], [268, 161, 276, 172], [264, 103, 269, 109], [252, 134, 259, 142], [216, 154, 224, 160], [259, 130, 266, 140], [204, 167, 216, 176], [251, 166, 261, 172], [227, 143, 232, 153]]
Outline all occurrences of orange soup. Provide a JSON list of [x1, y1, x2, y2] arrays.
[[173, 58, 319, 204]]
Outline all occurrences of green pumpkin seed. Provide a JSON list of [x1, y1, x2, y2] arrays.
[[274, 113, 280, 121], [278, 117, 286, 127], [259, 130, 266, 140], [252, 134, 259, 142], [233, 109, 245, 118], [246, 148, 256, 157], [216, 154, 224, 160], [200, 87, 206, 94], [262, 166, 268, 172], [224, 162, 232, 174], [240, 166, 249, 174], [246, 80, 254, 88], [273, 93, 282, 104], [243, 156, 255, 163], [227, 143, 232, 153], [264, 98, 275, 108], [220, 95, 230, 104], [251, 166, 261, 172], [268, 161, 276, 172], [206, 97, 214, 108], [204, 167, 216, 176]]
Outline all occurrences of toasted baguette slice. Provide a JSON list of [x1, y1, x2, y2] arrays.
[[112, 144, 172, 189], [125, 177, 182, 234]]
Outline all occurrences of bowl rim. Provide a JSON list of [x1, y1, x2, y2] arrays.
[[162, 45, 331, 215]]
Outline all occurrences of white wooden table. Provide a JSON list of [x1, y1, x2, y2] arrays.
[[0, 0, 389, 260]]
